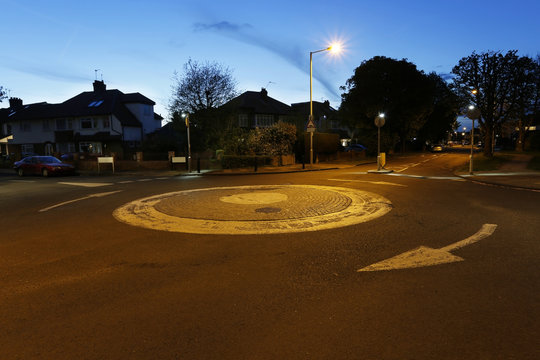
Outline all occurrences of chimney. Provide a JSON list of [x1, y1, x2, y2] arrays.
[[260, 88, 268, 98], [9, 97, 23, 109], [93, 80, 106, 93]]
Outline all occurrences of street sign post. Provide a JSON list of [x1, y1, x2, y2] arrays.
[[307, 116, 316, 165]]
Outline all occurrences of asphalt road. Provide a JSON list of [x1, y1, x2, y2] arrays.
[[1, 152, 539, 359]]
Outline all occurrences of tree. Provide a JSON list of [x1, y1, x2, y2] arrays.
[[417, 73, 460, 146], [169, 59, 238, 116], [0, 86, 7, 103], [450, 50, 534, 156], [168, 59, 239, 151], [247, 121, 297, 157], [339, 56, 436, 153]]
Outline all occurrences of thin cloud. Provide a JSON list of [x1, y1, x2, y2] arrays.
[[2, 57, 89, 83], [193, 20, 339, 98]]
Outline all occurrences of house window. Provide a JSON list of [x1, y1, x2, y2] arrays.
[[238, 114, 248, 127], [21, 144, 34, 155], [79, 142, 102, 154], [19, 121, 31, 132], [55, 118, 73, 130], [81, 118, 95, 129], [42, 119, 50, 131], [254, 114, 274, 128], [57, 143, 76, 154], [103, 118, 110, 128]]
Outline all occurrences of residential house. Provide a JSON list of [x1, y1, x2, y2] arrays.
[[291, 100, 350, 145], [221, 88, 293, 128], [0, 80, 163, 159]]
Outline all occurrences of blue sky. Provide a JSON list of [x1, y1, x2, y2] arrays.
[[2, 0, 539, 129]]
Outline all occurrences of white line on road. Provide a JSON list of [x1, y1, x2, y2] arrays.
[[358, 224, 498, 272], [39, 190, 123, 212], [328, 178, 407, 187], [137, 179, 153, 182], [59, 182, 113, 187]]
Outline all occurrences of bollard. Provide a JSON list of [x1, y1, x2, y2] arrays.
[[302, 155, 305, 169], [254, 156, 258, 172], [197, 157, 201, 173]]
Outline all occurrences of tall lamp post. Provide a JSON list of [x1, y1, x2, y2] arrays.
[[309, 44, 341, 165], [182, 113, 191, 172], [467, 105, 480, 175], [375, 113, 385, 171]]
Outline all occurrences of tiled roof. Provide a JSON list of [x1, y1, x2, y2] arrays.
[[0, 86, 156, 128], [222, 89, 292, 115]]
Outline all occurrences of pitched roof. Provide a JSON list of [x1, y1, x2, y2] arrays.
[[0, 84, 156, 128], [222, 89, 292, 115]]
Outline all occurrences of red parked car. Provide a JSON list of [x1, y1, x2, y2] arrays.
[[14, 156, 76, 177]]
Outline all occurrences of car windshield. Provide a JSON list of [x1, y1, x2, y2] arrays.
[[37, 156, 62, 164]]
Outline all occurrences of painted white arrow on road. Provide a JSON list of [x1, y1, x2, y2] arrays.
[[358, 224, 498, 272]]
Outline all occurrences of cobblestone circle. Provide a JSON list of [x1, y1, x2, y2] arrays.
[[154, 186, 352, 221], [113, 185, 392, 235]]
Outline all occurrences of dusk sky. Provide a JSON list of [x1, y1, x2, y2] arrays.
[[2, 0, 539, 129]]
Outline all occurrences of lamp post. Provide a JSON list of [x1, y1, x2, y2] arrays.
[[467, 104, 481, 175], [309, 44, 340, 165], [375, 113, 385, 171], [182, 113, 191, 172]]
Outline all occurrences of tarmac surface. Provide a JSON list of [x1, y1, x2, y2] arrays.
[[2, 153, 539, 190]]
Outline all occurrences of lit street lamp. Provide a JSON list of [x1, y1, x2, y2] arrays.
[[309, 44, 341, 165], [375, 113, 385, 171], [182, 113, 191, 172]]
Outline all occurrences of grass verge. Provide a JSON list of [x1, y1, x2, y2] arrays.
[[459, 153, 513, 172]]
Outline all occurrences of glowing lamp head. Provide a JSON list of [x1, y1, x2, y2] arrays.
[[329, 43, 342, 54]]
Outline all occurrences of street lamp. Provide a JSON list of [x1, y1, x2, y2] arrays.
[[309, 44, 341, 165], [375, 113, 385, 171], [181, 113, 191, 172], [467, 104, 481, 175]]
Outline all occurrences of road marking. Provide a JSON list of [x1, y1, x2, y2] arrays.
[[113, 185, 392, 235], [385, 173, 464, 181], [59, 182, 113, 187], [39, 190, 123, 212], [118, 180, 135, 184], [358, 224, 497, 271], [9, 180, 36, 183], [137, 179, 152, 182], [156, 177, 169, 180], [328, 178, 407, 187]]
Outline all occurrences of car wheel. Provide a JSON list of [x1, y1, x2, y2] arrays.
[[17, 168, 24, 177], [42, 168, 49, 177]]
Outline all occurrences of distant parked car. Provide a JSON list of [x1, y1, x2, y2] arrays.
[[429, 144, 444, 152], [14, 156, 76, 177], [344, 144, 367, 152]]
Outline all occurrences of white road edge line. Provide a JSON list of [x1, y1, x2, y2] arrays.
[[39, 190, 123, 212], [328, 179, 407, 187]]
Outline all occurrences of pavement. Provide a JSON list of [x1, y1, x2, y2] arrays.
[[2, 154, 539, 191]]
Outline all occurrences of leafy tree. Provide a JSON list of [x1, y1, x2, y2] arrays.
[[451, 50, 535, 156], [247, 121, 297, 157], [339, 56, 436, 153], [417, 73, 460, 146], [511, 55, 540, 151]]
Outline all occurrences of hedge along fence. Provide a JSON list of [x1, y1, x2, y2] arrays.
[[221, 155, 273, 169]]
